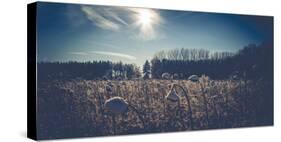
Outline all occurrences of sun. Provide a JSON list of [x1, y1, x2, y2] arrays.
[[132, 8, 161, 40], [135, 9, 158, 31], [137, 9, 153, 26]]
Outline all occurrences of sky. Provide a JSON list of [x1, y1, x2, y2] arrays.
[[37, 2, 273, 67]]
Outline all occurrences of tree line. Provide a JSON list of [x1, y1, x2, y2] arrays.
[[38, 42, 272, 81], [38, 61, 141, 81], [147, 42, 273, 80], [153, 48, 235, 61]]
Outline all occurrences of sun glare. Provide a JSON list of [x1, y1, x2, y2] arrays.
[[134, 8, 160, 40], [137, 9, 153, 26]]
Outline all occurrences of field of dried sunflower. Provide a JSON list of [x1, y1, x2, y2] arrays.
[[37, 76, 273, 139]]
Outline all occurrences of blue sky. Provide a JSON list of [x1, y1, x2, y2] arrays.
[[37, 2, 273, 67]]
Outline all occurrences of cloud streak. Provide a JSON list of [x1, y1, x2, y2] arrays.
[[79, 6, 164, 41], [91, 51, 136, 60], [68, 51, 88, 55], [68, 51, 137, 60], [81, 6, 128, 31]]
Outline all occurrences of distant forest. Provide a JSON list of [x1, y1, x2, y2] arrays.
[[150, 42, 273, 80], [38, 42, 273, 81], [38, 61, 141, 81]]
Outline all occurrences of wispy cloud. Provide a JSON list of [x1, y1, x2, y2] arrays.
[[91, 51, 136, 60], [68, 50, 137, 60], [79, 6, 164, 40], [104, 9, 128, 26], [81, 6, 128, 31], [68, 51, 88, 55]]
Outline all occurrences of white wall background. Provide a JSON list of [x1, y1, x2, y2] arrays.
[[0, 0, 280, 141]]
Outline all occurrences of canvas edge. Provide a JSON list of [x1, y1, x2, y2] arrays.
[[27, 2, 38, 140]]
